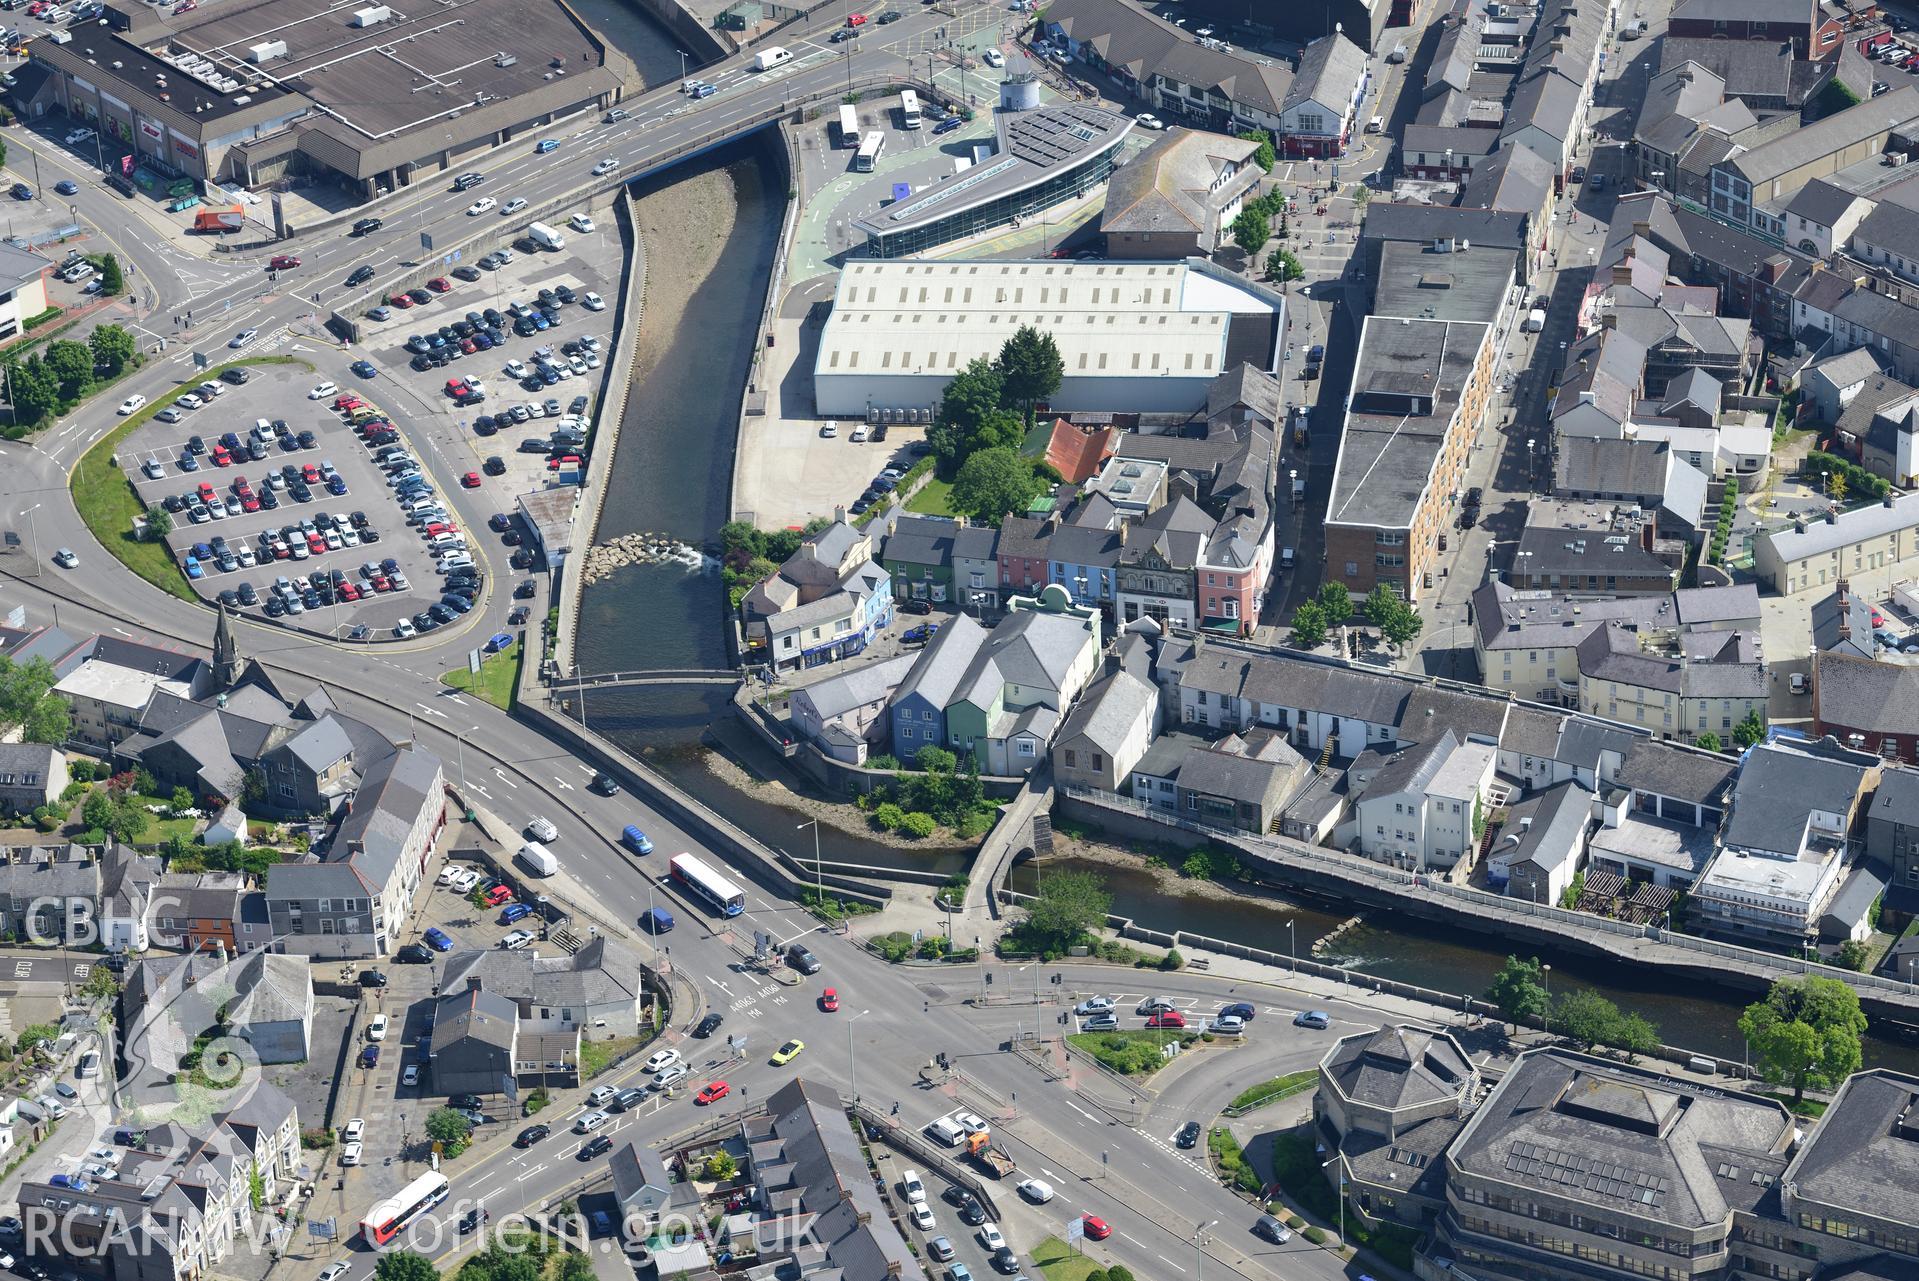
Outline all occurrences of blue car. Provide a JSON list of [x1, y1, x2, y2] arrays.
[[184, 556, 204, 580], [179, 453, 200, 471], [932, 114, 964, 135], [535, 138, 560, 154], [424, 927, 454, 952], [359, 1045, 380, 1068], [500, 902, 533, 924], [351, 360, 377, 379], [689, 81, 716, 99], [622, 824, 654, 855]]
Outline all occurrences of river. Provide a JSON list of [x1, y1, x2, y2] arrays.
[[571, 134, 1919, 1077]]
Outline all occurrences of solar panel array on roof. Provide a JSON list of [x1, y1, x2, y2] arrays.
[[1504, 1142, 1668, 1207]]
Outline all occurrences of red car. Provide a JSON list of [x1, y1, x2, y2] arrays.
[[1081, 1217, 1112, 1241], [240, 494, 261, 513], [820, 987, 839, 1012], [197, 481, 216, 501], [548, 454, 582, 471], [211, 448, 232, 468], [301, 464, 321, 484], [846, 11, 865, 23], [369, 575, 390, 592], [333, 394, 363, 410], [306, 534, 326, 554], [339, 582, 361, 602], [268, 255, 301, 271], [426, 277, 452, 293], [695, 1081, 731, 1105], [462, 471, 482, 488], [483, 885, 515, 906], [1145, 1011, 1186, 1029], [389, 293, 414, 309]]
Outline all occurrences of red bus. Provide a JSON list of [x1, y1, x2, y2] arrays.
[[361, 1172, 449, 1245]]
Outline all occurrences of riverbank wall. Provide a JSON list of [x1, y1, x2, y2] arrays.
[[1055, 787, 1919, 1026], [624, 0, 729, 65]]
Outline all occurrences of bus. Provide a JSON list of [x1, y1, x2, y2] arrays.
[[670, 852, 746, 917], [361, 1172, 449, 1246], [838, 104, 860, 149], [855, 130, 885, 172], [900, 89, 921, 129]]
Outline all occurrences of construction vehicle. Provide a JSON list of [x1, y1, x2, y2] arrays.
[[965, 1129, 1016, 1178], [191, 205, 245, 234]]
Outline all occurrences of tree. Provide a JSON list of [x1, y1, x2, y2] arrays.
[[928, 356, 1008, 466], [1237, 129, 1275, 171], [104, 796, 145, 845], [1739, 975, 1867, 1104], [1696, 731, 1723, 753], [82, 787, 115, 834], [951, 447, 1046, 526], [1289, 601, 1327, 648], [1553, 989, 1623, 1050], [169, 786, 194, 812], [704, 1150, 738, 1179], [98, 254, 124, 296], [425, 1106, 474, 1148], [7, 355, 59, 425], [82, 965, 120, 1002], [145, 503, 173, 541], [1364, 585, 1423, 652], [1733, 708, 1767, 749], [1231, 206, 1270, 259], [1019, 869, 1111, 954], [997, 325, 1063, 429], [1265, 249, 1304, 282], [43, 339, 93, 401], [91, 323, 137, 376], [1486, 956, 1549, 1032], [1837, 939, 1870, 972], [0, 656, 71, 743], [1316, 582, 1352, 621], [900, 812, 937, 838], [375, 1254, 439, 1281], [241, 769, 267, 809]]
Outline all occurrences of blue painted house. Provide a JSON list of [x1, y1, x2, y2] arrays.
[[889, 613, 987, 760]]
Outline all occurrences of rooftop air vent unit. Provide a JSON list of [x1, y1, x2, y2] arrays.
[[247, 39, 286, 62], [495, 53, 516, 67], [351, 5, 391, 26]]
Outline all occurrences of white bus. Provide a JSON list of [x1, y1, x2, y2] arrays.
[[670, 852, 746, 917], [837, 104, 860, 148], [900, 89, 922, 129], [855, 130, 885, 172], [361, 1172, 450, 1246]]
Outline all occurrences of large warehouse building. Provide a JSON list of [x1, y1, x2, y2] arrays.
[[16, 0, 621, 198], [812, 258, 1285, 417]]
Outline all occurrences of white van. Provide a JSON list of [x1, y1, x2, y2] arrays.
[[1281, 547, 1296, 571], [518, 842, 559, 876], [1387, 43, 1407, 63], [1524, 307, 1547, 333], [753, 46, 792, 71], [899, 1170, 927, 1204], [926, 1116, 967, 1146], [527, 221, 566, 252]]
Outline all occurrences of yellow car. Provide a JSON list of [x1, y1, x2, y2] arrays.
[[771, 1039, 805, 1065]]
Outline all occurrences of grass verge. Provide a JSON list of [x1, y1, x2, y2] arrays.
[[1066, 1029, 1199, 1076], [1031, 1237, 1105, 1281], [442, 639, 523, 710], [1226, 1071, 1316, 1114], [70, 355, 312, 602], [1268, 1130, 1420, 1269]]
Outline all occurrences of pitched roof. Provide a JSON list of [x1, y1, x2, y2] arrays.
[[1056, 670, 1156, 755], [1870, 767, 1919, 828], [1614, 739, 1735, 806], [1783, 1070, 1919, 1226], [893, 612, 988, 708], [795, 655, 918, 722], [333, 746, 440, 893], [1761, 494, 1919, 563], [1724, 739, 1871, 855], [882, 516, 960, 568], [1815, 652, 1919, 736], [1724, 86, 1919, 187], [1285, 33, 1367, 115], [1043, 420, 1117, 483], [1321, 1024, 1474, 1111], [1101, 127, 1261, 235], [953, 610, 1094, 709], [1044, 0, 1293, 114]]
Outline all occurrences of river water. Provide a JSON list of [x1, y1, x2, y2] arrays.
[[574, 139, 1919, 1076]]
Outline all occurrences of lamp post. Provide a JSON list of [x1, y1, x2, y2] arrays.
[[1285, 919, 1295, 973], [1542, 962, 1552, 1038], [1525, 437, 1534, 492], [797, 818, 824, 907], [1193, 1220, 1217, 1281], [1319, 1157, 1345, 1245], [848, 1008, 870, 1105], [454, 729, 467, 794], [22, 502, 40, 577]]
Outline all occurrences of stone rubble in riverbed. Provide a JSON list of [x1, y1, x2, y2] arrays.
[[580, 531, 706, 583]]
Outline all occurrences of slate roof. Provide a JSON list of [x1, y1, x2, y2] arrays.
[[1725, 86, 1919, 187], [953, 610, 1094, 710], [1121, 494, 1216, 571], [1871, 767, 1919, 828], [1043, 0, 1293, 114], [1660, 36, 1794, 102], [1321, 1024, 1474, 1111], [332, 746, 440, 894], [1614, 739, 1735, 806], [795, 655, 917, 722], [1462, 140, 1556, 214], [1496, 781, 1593, 876], [1503, 71, 1582, 150], [431, 984, 519, 1054], [1103, 127, 1262, 236], [1284, 33, 1367, 117], [1359, 202, 1528, 249], [1177, 729, 1306, 805], [1782, 1069, 1919, 1224], [441, 936, 645, 1010], [1556, 437, 1676, 498], [1362, 732, 1459, 801], [1762, 494, 1919, 562], [1724, 740, 1871, 855], [1400, 686, 1508, 745], [893, 613, 988, 709], [1816, 652, 1919, 736], [1056, 670, 1156, 756], [882, 516, 960, 568]]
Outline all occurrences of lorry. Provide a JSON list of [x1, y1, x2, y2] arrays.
[[527, 221, 566, 251], [965, 1130, 1016, 1178], [516, 841, 558, 876], [753, 45, 792, 70], [192, 205, 246, 234]]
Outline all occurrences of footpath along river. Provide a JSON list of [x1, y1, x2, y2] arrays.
[[572, 140, 1919, 1075]]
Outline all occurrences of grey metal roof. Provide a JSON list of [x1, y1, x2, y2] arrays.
[[1762, 494, 1919, 563]]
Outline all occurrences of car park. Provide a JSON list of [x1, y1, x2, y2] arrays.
[[1293, 1009, 1331, 1029]]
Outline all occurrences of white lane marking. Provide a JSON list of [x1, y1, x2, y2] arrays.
[[1158, 1257, 1186, 1273], [514, 1163, 546, 1182], [1065, 1102, 1099, 1124]]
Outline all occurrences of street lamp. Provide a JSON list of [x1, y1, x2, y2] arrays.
[[1193, 1219, 1217, 1281], [1542, 962, 1552, 1038], [1525, 437, 1534, 491], [1319, 1157, 1345, 1245], [21, 502, 40, 577], [1285, 919, 1295, 972], [848, 1008, 870, 1105], [797, 819, 824, 908]]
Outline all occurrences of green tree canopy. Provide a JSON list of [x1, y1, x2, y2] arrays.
[[1018, 869, 1111, 954], [43, 339, 93, 401], [1364, 585, 1424, 651], [1695, 731, 1723, 753], [424, 1106, 474, 1147], [99, 254, 124, 296], [1289, 601, 1327, 648], [1487, 956, 1549, 1031], [1237, 130, 1275, 171], [1265, 249, 1303, 282], [375, 1253, 440, 1281], [1232, 207, 1270, 258], [997, 324, 1063, 427], [928, 357, 1009, 467], [1738, 975, 1867, 1103], [1315, 582, 1352, 620], [1733, 708, 1767, 749], [0, 656, 71, 743], [951, 447, 1047, 526], [91, 323, 137, 376], [8, 355, 60, 425]]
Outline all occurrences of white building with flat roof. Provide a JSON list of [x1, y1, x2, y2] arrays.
[[55, 660, 198, 751], [812, 259, 1283, 417]]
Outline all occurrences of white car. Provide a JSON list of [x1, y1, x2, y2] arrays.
[[1073, 996, 1115, 1016], [341, 1118, 365, 1143], [1135, 111, 1165, 129], [367, 1014, 389, 1041], [53, 548, 78, 569], [452, 869, 483, 892], [1016, 1179, 1054, 1204], [953, 1111, 988, 1136], [66, 127, 93, 145], [394, 619, 417, 639], [175, 392, 203, 410], [317, 1265, 350, 1281], [582, 291, 605, 311], [437, 865, 463, 886], [502, 197, 528, 215], [593, 157, 617, 175], [402, 1064, 420, 1086], [978, 1224, 1006, 1252], [504, 359, 530, 379], [468, 197, 497, 216], [340, 1142, 363, 1166], [654, 1062, 690, 1088], [574, 1110, 610, 1133], [569, 213, 596, 233], [308, 381, 336, 399], [228, 328, 258, 349], [900, 1170, 927, 1204], [118, 393, 147, 415], [644, 1047, 684, 1074], [911, 1203, 937, 1232], [982, 48, 1004, 67], [501, 929, 535, 950]]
